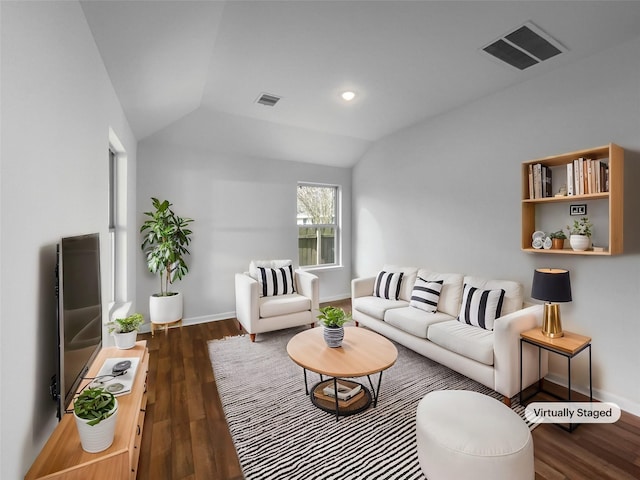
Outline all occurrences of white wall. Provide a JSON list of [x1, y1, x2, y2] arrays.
[[136, 115, 353, 325], [353, 36, 640, 415], [0, 2, 137, 477]]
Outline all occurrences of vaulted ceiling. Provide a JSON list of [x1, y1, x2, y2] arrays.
[[81, 1, 640, 167]]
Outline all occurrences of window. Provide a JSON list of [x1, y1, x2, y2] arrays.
[[108, 128, 128, 306], [108, 148, 117, 302], [297, 183, 339, 267]]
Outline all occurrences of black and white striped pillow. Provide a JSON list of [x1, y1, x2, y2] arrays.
[[257, 265, 296, 297], [457, 284, 505, 330], [373, 271, 404, 300], [409, 278, 443, 313]]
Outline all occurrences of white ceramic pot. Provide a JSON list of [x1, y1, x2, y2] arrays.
[[113, 330, 137, 349], [569, 234, 591, 251], [74, 401, 118, 453], [149, 292, 183, 325]]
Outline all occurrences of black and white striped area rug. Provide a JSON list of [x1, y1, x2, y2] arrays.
[[208, 326, 534, 480]]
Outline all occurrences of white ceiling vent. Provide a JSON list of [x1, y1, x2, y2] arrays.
[[482, 22, 566, 70], [255, 92, 281, 107]]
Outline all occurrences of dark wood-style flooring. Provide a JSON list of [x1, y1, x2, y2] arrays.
[[136, 301, 640, 480]]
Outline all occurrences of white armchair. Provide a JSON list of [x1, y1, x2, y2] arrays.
[[235, 261, 319, 342]]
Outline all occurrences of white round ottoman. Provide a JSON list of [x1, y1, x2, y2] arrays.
[[416, 390, 534, 480]]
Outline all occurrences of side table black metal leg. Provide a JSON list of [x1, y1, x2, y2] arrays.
[[333, 377, 340, 421], [589, 344, 593, 402], [519, 339, 523, 403], [303, 368, 308, 395]]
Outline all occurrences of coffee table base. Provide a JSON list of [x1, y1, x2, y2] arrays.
[[310, 379, 372, 419]]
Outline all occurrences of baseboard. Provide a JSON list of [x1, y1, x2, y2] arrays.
[[545, 373, 640, 417], [319, 293, 351, 304]]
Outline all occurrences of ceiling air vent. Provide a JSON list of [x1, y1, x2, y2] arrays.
[[255, 93, 281, 107], [482, 22, 565, 70]]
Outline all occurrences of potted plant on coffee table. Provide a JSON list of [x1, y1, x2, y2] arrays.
[[549, 230, 567, 250], [106, 313, 144, 349], [73, 387, 118, 453], [568, 217, 593, 251], [317, 306, 351, 348], [140, 198, 193, 331]]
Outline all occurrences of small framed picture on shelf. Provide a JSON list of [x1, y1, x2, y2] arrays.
[[570, 204, 587, 216]]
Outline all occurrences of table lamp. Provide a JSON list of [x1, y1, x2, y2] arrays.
[[531, 268, 572, 338]]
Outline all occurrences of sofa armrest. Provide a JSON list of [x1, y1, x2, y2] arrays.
[[235, 272, 260, 333], [351, 276, 375, 300], [295, 269, 319, 316], [493, 304, 547, 398]]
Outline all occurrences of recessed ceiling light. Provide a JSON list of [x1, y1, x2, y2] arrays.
[[341, 91, 356, 101]]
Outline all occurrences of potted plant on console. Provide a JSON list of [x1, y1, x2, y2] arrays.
[[549, 230, 567, 250], [73, 387, 118, 453], [568, 217, 593, 251], [140, 197, 193, 332], [106, 313, 144, 349], [317, 306, 351, 348]]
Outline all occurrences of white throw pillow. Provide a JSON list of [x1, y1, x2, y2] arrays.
[[457, 283, 505, 330], [256, 265, 296, 297], [409, 278, 443, 313], [373, 271, 404, 300]]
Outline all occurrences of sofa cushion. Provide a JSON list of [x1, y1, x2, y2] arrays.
[[256, 265, 296, 297], [373, 271, 404, 300], [457, 284, 505, 331], [409, 278, 443, 313], [383, 264, 418, 301], [416, 270, 464, 317], [353, 296, 408, 320], [384, 307, 454, 339], [259, 293, 310, 318], [427, 320, 494, 366], [463, 276, 523, 316]]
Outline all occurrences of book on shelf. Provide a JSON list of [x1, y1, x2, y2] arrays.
[[322, 381, 362, 401], [314, 388, 364, 407], [567, 163, 574, 195], [568, 157, 609, 195]]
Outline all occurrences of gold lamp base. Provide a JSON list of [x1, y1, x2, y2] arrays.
[[542, 303, 564, 338]]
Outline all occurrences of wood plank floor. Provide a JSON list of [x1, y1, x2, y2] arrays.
[[137, 305, 640, 479]]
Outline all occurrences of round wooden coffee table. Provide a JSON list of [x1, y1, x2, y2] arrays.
[[287, 326, 398, 420]]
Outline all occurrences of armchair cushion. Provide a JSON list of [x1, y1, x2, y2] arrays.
[[259, 294, 311, 318]]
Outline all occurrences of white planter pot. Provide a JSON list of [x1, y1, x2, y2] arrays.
[[149, 292, 183, 325], [569, 235, 591, 251], [74, 401, 118, 453], [113, 331, 137, 349]]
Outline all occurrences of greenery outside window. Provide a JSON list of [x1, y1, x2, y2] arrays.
[[297, 183, 339, 267]]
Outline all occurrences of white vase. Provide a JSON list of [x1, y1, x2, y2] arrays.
[[569, 234, 591, 251], [113, 330, 137, 349], [74, 401, 118, 453], [149, 292, 183, 325]]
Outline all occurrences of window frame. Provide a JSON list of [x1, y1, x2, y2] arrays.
[[296, 182, 341, 269]]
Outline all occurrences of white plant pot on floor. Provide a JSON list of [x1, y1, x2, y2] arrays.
[[74, 401, 118, 453], [113, 331, 137, 349], [149, 292, 183, 325]]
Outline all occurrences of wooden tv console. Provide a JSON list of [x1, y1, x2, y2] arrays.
[[25, 341, 149, 480]]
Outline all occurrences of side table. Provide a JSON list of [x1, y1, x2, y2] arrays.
[[519, 328, 592, 432]]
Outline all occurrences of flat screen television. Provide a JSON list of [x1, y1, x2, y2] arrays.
[[54, 233, 103, 418]]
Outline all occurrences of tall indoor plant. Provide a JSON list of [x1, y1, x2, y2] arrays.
[[140, 197, 193, 326]]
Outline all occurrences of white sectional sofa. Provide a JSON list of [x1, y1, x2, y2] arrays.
[[351, 265, 547, 405]]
